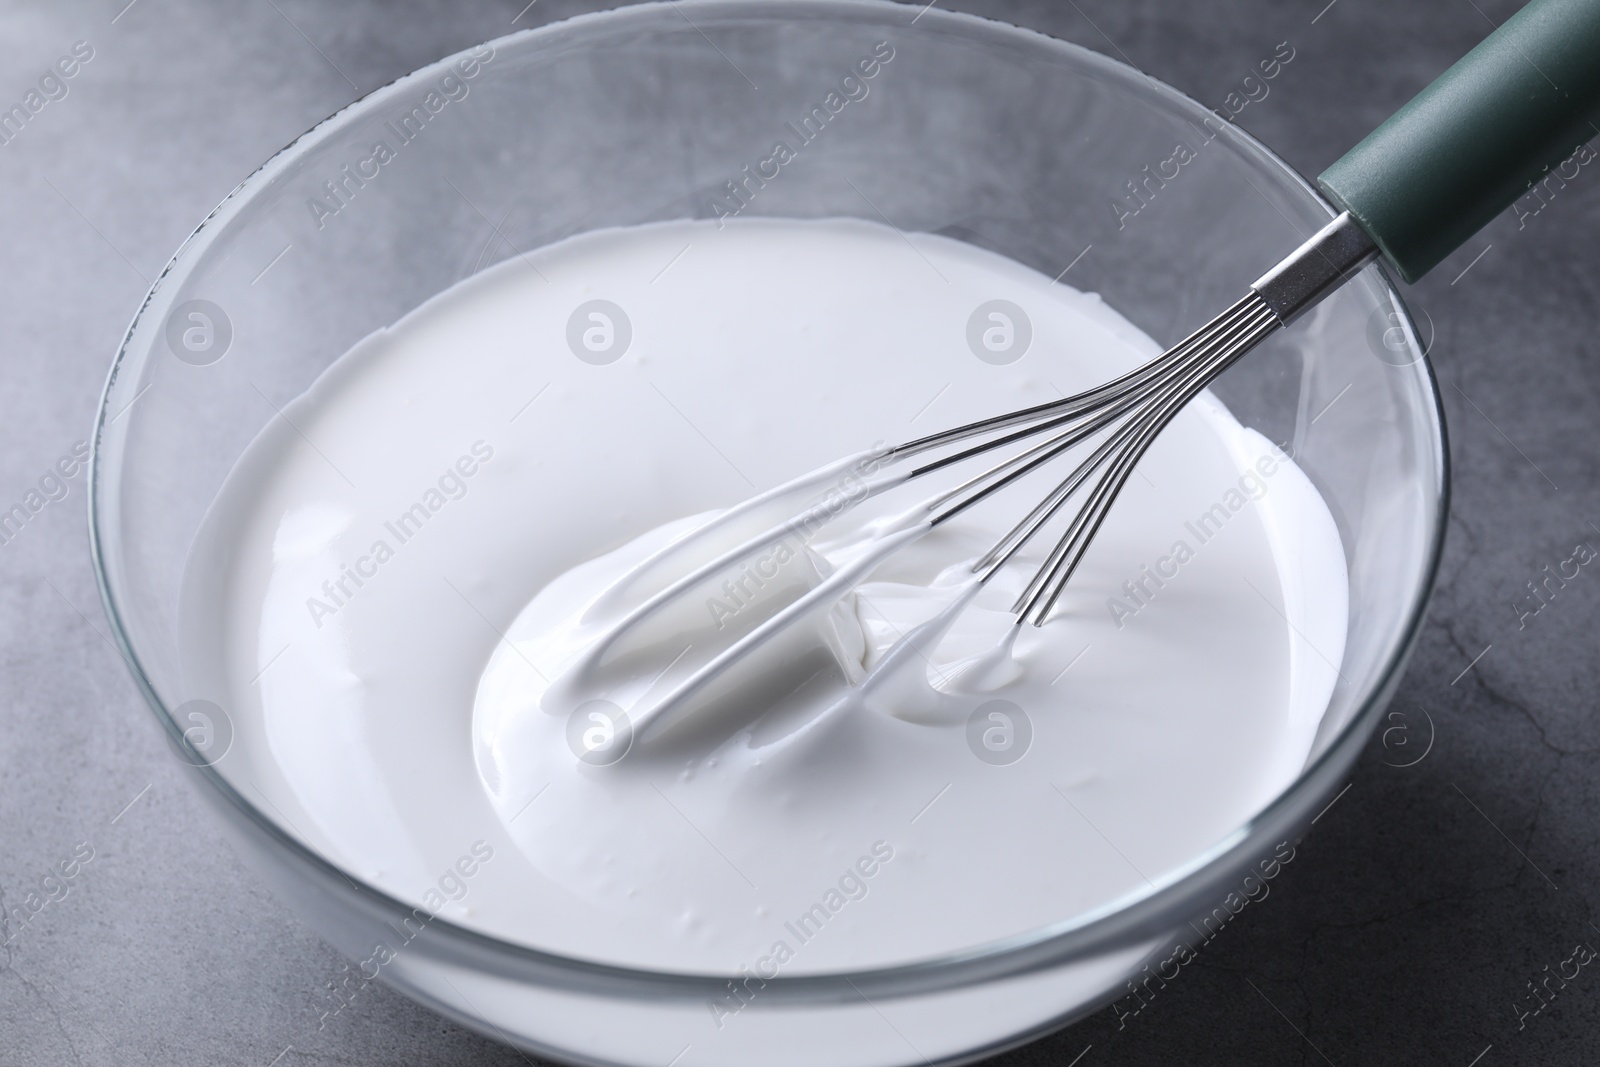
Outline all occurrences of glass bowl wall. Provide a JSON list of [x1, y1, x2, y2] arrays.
[[90, 4, 1446, 1064]]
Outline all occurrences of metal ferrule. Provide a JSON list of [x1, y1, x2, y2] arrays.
[[1250, 211, 1380, 326]]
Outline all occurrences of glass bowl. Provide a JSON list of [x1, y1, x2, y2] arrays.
[[89, 2, 1447, 1064]]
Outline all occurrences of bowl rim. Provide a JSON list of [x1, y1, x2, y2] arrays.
[[87, 0, 1450, 1000]]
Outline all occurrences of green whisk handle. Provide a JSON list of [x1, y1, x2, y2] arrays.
[[1318, 0, 1600, 283]]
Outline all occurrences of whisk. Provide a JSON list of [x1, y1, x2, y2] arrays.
[[555, 0, 1600, 738]]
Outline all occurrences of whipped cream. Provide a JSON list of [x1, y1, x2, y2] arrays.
[[181, 217, 1347, 975]]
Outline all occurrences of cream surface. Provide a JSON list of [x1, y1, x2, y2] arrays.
[[181, 217, 1347, 974]]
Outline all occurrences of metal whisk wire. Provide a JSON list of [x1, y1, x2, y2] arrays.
[[862, 212, 1378, 626], [1015, 293, 1284, 623], [562, 214, 1377, 738], [836, 291, 1283, 627]]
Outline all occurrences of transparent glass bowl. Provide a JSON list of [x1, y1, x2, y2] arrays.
[[89, 3, 1447, 1064]]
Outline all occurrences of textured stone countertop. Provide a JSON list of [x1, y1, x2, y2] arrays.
[[2, 1, 1596, 1064]]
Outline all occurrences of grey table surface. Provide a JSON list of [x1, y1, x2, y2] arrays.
[[2, 0, 1597, 1064]]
